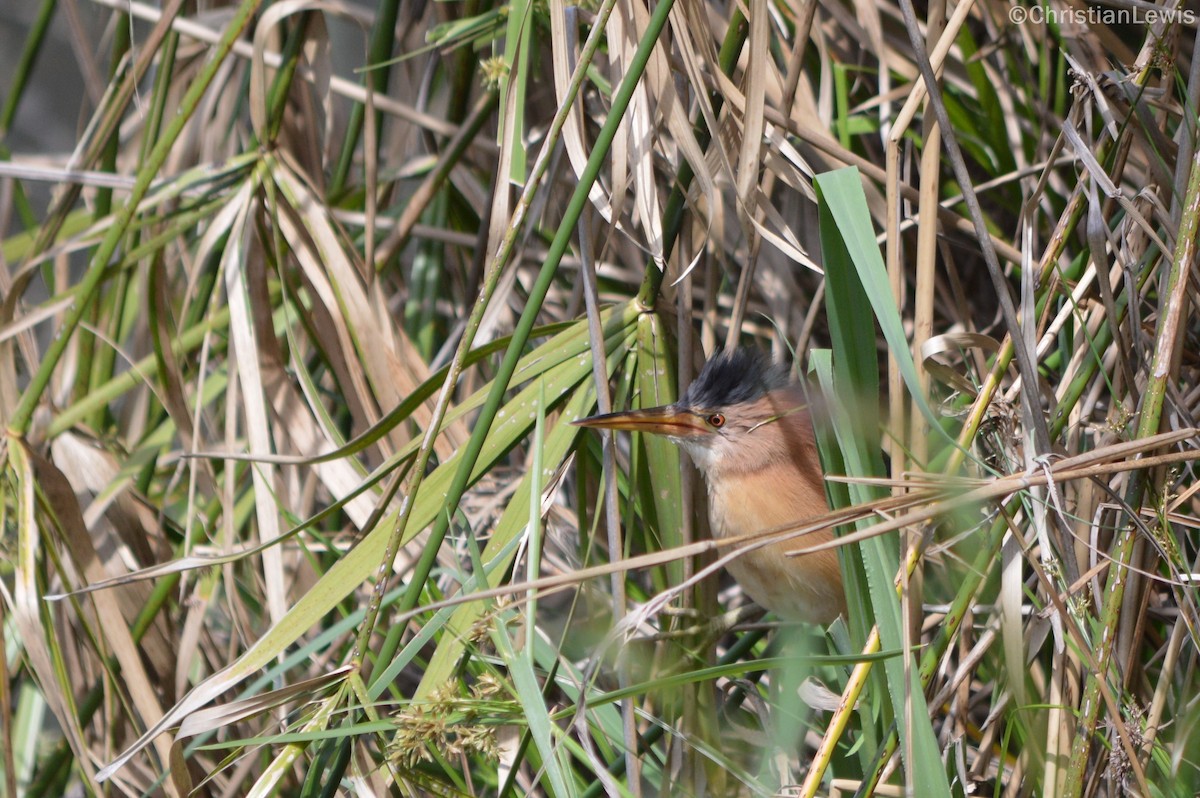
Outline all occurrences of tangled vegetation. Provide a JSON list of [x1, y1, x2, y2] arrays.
[[1, 0, 1199, 795]]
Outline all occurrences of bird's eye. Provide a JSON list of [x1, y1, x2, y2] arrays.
[[707, 413, 726, 428]]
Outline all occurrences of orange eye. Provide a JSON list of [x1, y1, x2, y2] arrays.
[[707, 413, 726, 428]]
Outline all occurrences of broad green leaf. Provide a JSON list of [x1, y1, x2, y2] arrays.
[[813, 167, 950, 442], [815, 168, 951, 797], [633, 312, 682, 587]]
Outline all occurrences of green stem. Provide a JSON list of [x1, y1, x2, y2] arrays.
[[328, 0, 403, 197], [75, 14, 131, 420], [265, 14, 313, 143], [127, 31, 181, 443], [95, 19, 130, 220], [0, 0, 54, 229], [0, 0, 55, 136]]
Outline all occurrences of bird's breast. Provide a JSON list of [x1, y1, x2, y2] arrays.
[[704, 463, 845, 624], [705, 463, 827, 534]]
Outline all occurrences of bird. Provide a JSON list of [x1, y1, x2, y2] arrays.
[[573, 348, 846, 625]]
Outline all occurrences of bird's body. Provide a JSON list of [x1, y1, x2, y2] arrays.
[[700, 390, 845, 624], [575, 350, 846, 625]]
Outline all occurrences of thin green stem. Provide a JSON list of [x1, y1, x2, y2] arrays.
[[0, 0, 54, 229], [328, 0, 402, 197], [265, 14, 313, 143], [0, 0, 54, 135], [75, 13, 131, 421]]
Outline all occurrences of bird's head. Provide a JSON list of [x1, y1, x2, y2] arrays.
[[573, 349, 811, 478]]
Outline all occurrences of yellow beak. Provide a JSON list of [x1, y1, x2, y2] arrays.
[[572, 406, 708, 437]]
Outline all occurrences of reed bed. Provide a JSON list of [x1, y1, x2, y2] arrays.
[[1, 0, 1198, 795]]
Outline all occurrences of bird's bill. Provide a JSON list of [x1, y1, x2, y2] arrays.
[[572, 405, 706, 437]]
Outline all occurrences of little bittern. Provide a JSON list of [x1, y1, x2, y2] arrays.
[[574, 349, 845, 625]]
